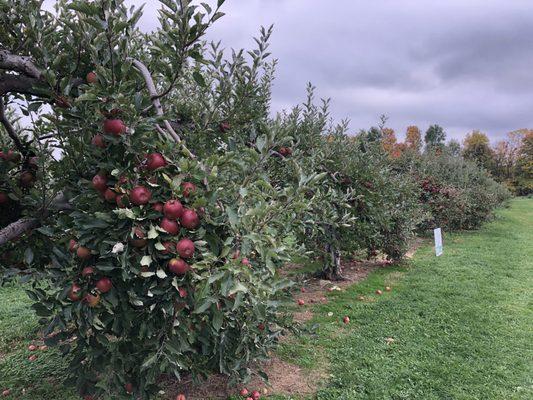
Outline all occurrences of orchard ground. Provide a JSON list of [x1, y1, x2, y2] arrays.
[[1, 198, 531, 399]]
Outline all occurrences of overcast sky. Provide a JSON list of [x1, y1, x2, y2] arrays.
[[46, 0, 533, 142]]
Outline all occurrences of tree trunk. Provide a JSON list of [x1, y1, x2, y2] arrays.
[[317, 227, 344, 281]]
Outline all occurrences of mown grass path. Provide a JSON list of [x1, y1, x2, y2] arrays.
[[279, 198, 532, 399]]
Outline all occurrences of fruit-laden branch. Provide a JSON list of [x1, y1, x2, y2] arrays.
[[0, 97, 26, 154], [0, 193, 73, 246], [0, 50, 42, 80]]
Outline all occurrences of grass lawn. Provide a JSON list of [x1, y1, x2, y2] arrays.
[[1, 198, 532, 399], [278, 197, 533, 399]]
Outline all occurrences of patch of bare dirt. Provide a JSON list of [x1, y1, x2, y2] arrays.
[[159, 356, 324, 400]]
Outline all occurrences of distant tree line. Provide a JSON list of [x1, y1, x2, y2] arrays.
[[371, 121, 533, 196]]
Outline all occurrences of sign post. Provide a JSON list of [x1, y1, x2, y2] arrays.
[[434, 228, 443, 256]]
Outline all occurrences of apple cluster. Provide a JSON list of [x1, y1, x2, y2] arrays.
[[66, 117, 202, 314]]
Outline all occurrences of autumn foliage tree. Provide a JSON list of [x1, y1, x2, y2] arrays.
[[463, 130, 494, 171], [405, 125, 422, 152]]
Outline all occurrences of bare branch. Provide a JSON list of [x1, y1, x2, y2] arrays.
[[0, 192, 73, 246], [0, 74, 43, 96], [0, 98, 26, 154], [0, 50, 42, 79], [0, 218, 40, 246], [127, 57, 183, 144]]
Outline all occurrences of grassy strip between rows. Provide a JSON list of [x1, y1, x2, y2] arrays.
[[1, 198, 532, 399], [275, 198, 533, 400]]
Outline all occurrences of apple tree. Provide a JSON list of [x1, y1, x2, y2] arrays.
[[0, 1, 316, 398]]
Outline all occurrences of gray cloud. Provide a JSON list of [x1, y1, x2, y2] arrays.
[[44, 0, 533, 142]]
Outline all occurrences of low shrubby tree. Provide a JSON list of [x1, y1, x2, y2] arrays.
[[0, 1, 307, 398], [395, 150, 510, 231]]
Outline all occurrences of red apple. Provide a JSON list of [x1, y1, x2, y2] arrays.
[[152, 202, 164, 212], [116, 194, 127, 208], [297, 299, 305, 306], [76, 246, 91, 260], [91, 134, 106, 148], [0, 149, 20, 162], [181, 181, 196, 197], [175, 395, 186, 400], [68, 283, 82, 301], [84, 292, 101, 307], [145, 153, 167, 170], [104, 188, 117, 203], [28, 354, 37, 362], [219, 121, 231, 133], [68, 239, 77, 252], [176, 238, 195, 259], [130, 227, 147, 248], [251, 391, 261, 400], [241, 258, 251, 266], [161, 241, 176, 254], [92, 174, 107, 192], [246, 398, 253, 400], [168, 258, 189, 275], [163, 199, 183, 219], [343, 316, 350, 324], [0, 192, 8, 204], [2, 389, 11, 397], [125, 383, 133, 394], [258, 323, 265, 331], [180, 209, 199, 230], [103, 119, 126, 136], [28, 344, 37, 351], [86, 71, 97, 84], [19, 171, 35, 187], [178, 287, 188, 298], [160, 217, 179, 235], [240, 388, 249, 396], [130, 186, 151, 205], [81, 266, 95, 277], [96, 277, 112, 293]]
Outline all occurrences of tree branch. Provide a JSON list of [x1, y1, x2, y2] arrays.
[[127, 58, 184, 145], [0, 192, 73, 246], [0, 98, 26, 154], [0, 218, 40, 246], [0, 73, 43, 96], [0, 50, 42, 79]]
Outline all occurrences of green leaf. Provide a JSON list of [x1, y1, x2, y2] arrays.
[[193, 297, 215, 314], [24, 247, 34, 265], [67, 2, 99, 15], [212, 311, 223, 331], [193, 71, 206, 87], [140, 255, 152, 267]]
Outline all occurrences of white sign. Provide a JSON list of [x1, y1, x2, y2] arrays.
[[434, 228, 443, 256]]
